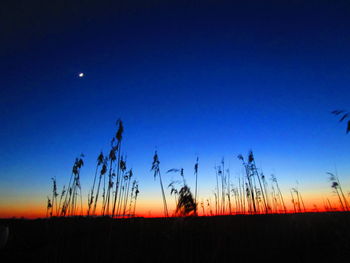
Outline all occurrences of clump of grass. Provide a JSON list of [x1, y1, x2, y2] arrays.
[[48, 119, 141, 219], [176, 185, 197, 216], [47, 118, 350, 218], [328, 172, 349, 211], [167, 168, 197, 216]]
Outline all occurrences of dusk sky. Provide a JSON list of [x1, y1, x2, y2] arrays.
[[1, 0, 350, 217]]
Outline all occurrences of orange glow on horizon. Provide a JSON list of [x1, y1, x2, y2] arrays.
[[0, 202, 344, 219], [0, 189, 345, 219]]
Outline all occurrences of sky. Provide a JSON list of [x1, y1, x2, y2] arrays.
[[1, 0, 350, 218]]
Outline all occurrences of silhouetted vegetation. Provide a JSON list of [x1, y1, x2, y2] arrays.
[[151, 151, 169, 217], [59, 154, 84, 217], [167, 168, 197, 216], [332, 110, 350, 133], [45, 117, 350, 219], [328, 172, 349, 211], [37, 115, 350, 262], [46, 120, 139, 218]]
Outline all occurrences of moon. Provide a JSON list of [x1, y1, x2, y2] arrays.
[[78, 72, 84, 78]]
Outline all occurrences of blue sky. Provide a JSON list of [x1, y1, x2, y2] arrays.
[[1, 0, 350, 216]]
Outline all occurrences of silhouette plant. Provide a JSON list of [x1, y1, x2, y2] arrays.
[[271, 174, 287, 213], [46, 197, 52, 217], [206, 199, 213, 216], [87, 152, 104, 216], [47, 116, 350, 218], [122, 169, 133, 217], [176, 185, 197, 216], [60, 154, 84, 216], [116, 156, 127, 217], [261, 173, 271, 212], [219, 160, 226, 214], [93, 156, 107, 215], [238, 154, 257, 213], [57, 186, 66, 216], [226, 169, 232, 215], [112, 119, 124, 218], [50, 177, 58, 217], [70, 155, 84, 216], [103, 142, 117, 216], [292, 182, 306, 212], [194, 157, 199, 214], [168, 181, 180, 213], [248, 151, 268, 213], [331, 110, 350, 133], [47, 119, 141, 218], [200, 200, 205, 215], [328, 172, 349, 211], [291, 188, 302, 212], [129, 179, 139, 217], [214, 165, 221, 215], [151, 151, 168, 217], [133, 182, 140, 216]]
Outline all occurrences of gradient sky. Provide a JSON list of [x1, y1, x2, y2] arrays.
[[1, 0, 350, 217]]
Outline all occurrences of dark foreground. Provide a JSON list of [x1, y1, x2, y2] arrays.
[[1, 212, 349, 262]]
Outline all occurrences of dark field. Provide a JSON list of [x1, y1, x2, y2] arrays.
[[1, 212, 350, 262]]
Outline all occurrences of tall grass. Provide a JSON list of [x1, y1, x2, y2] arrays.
[[93, 156, 107, 215], [47, 119, 350, 218], [271, 174, 287, 213], [49, 120, 140, 219], [59, 155, 84, 216], [87, 152, 104, 216], [151, 151, 169, 217], [328, 172, 349, 211], [167, 168, 196, 216], [50, 177, 58, 217], [194, 157, 199, 214], [112, 120, 124, 218]]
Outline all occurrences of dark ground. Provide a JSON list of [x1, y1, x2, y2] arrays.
[[1, 212, 349, 262]]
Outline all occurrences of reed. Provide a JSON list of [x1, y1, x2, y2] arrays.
[[271, 174, 287, 213], [46, 117, 350, 219], [50, 177, 58, 217], [151, 151, 168, 217], [331, 110, 350, 133], [93, 156, 107, 215], [194, 157, 199, 215], [328, 172, 349, 211], [87, 152, 104, 216], [112, 120, 124, 218]]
